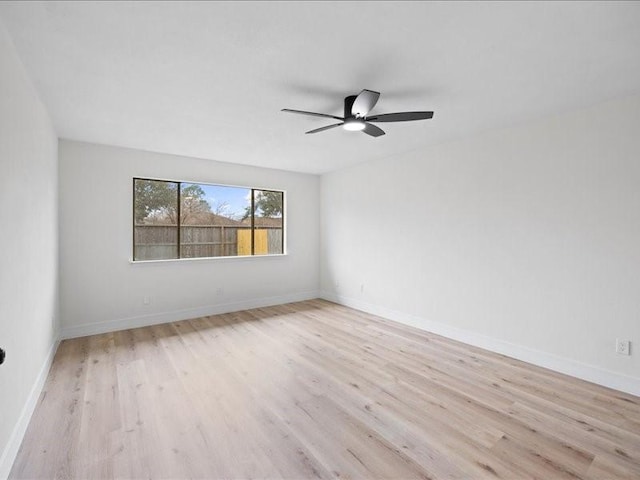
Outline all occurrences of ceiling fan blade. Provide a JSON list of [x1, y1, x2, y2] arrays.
[[362, 123, 385, 137], [305, 123, 344, 134], [366, 111, 434, 122], [281, 109, 343, 121], [351, 89, 380, 117]]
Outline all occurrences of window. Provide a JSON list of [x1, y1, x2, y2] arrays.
[[133, 178, 284, 261]]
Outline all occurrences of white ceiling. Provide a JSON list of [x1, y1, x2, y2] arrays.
[[1, 2, 640, 174]]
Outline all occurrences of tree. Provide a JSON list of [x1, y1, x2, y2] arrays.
[[134, 180, 178, 224], [180, 184, 212, 224], [255, 191, 283, 217], [135, 181, 219, 225], [242, 190, 283, 220]]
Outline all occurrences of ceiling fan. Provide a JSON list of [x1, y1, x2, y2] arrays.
[[282, 89, 434, 137]]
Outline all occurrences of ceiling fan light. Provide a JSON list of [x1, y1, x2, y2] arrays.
[[343, 119, 365, 131]]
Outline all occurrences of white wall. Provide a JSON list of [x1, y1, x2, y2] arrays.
[[0, 20, 59, 479], [321, 93, 640, 395], [58, 140, 320, 338]]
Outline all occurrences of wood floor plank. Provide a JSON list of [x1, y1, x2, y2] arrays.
[[9, 299, 640, 479]]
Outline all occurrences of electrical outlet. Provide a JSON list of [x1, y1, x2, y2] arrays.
[[360, 283, 365, 294], [143, 296, 150, 305], [616, 339, 630, 356], [216, 287, 224, 296]]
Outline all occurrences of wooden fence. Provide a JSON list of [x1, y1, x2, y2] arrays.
[[134, 224, 282, 260]]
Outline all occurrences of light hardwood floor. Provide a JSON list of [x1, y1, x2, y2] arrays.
[[10, 300, 640, 479]]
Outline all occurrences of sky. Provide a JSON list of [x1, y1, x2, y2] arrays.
[[186, 183, 250, 219]]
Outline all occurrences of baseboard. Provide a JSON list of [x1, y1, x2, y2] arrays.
[[321, 291, 640, 397], [0, 338, 60, 480], [60, 290, 321, 340]]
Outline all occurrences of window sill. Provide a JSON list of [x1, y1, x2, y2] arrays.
[[129, 253, 288, 265]]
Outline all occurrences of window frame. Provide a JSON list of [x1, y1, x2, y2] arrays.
[[132, 177, 285, 262]]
